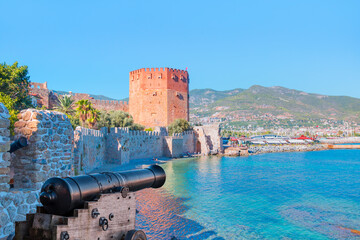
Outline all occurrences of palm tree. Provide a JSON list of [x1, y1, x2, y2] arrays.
[[87, 108, 100, 129], [75, 99, 92, 127], [55, 95, 75, 116]]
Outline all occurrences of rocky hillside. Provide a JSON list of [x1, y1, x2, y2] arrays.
[[190, 85, 360, 122]]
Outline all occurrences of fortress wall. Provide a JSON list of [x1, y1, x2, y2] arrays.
[[74, 127, 107, 174], [182, 130, 195, 153], [193, 124, 223, 155], [12, 109, 74, 190], [29, 83, 129, 112], [106, 128, 164, 164], [163, 136, 184, 158]]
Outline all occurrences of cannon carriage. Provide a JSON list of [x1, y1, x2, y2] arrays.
[[14, 165, 166, 240]]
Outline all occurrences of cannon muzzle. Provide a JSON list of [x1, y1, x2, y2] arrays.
[[40, 165, 166, 215], [8, 137, 28, 153]]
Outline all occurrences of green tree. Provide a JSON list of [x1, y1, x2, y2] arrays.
[[55, 95, 75, 116], [87, 108, 100, 129], [0, 93, 18, 135], [75, 99, 92, 127], [168, 119, 191, 135], [97, 110, 144, 130], [0, 62, 33, 135], [0, 62, 32, 109]]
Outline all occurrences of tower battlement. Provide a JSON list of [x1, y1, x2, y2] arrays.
[[130, 67, 188, 78], [129, 67, 189, 127]]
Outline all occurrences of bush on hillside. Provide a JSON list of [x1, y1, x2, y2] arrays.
[[97, 110, 144, 130]]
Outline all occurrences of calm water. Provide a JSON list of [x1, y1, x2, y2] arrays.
[[135, 150, 360, 240]]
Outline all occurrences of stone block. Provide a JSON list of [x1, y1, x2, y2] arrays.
[[0, 175, 10, 185], [14, 121, 26, 128], [31, 112, 43, 120], [0, 119, 10, 128], [3, 222, 14, 236], [52, 134, 60, 142], [21, 128, 33, 136], [27, 120, 40, 129], [0, 142, 10, 152], [0, 184, 9, 192], [17, 204, 28, 215], [6, 205, 17, 222], [22, 111, 32, 121], [35, 142, 48, 151], [2, 152, 10, 162], [26, 192, 37, 204], [43, 121, 51, 128], [0, 167, 9, 175], [0, 211, 10, 228]]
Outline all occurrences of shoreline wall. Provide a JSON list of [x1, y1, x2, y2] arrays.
[[0, 108, 74, 238], [74, 127, 194, 173]]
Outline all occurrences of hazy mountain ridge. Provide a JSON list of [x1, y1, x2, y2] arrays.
[[189, 88, 245, 107], [190, 85, 360, 121]]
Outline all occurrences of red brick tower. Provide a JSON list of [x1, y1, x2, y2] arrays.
[[129, 67, 189, 127]]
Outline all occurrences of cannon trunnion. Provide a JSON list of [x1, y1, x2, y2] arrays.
[[14, 165, 166, 240]]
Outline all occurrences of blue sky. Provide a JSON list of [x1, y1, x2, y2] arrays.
[[1, 0, 359, 100]]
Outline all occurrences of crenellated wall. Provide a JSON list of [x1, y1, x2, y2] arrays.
[[107, 128, 164, 164], [74, 127, 199, 173], [71, 93, 129, 112], [74, 127, 107, 173], [29, 82, 129, 112]]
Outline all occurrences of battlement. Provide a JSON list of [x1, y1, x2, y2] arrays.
[[71, 93, 129, 112], [91, 99, 128, 106], [30, 82, 48, 90], [110, 127, 161, 136], [129, 67, 189, 127], [130, 67, 188, 76]]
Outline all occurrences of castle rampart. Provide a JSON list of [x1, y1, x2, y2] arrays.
[[28, 82, 129, 112]]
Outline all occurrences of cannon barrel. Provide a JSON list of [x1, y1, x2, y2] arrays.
[[8, 137, 28, 153], [40, 165, 166, 215]]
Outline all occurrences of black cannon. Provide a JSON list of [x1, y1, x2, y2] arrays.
[[15, 165, 166, 240], [40, 164, 166, 215], [8, 137, 28, 153]]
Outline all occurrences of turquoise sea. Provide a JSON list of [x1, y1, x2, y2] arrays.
[[135, 150, 360, 240]]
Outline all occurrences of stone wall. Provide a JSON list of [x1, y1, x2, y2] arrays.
[[74, 127, 107, 174], [105, 128, 165, 165], [193, 124, 223, 155], [29, 82, 129, 112], [163, 137, 184, 158], [182, 131, 195, 153], [12, 109, 74, 189], [0, 103, 11, 192], [0, 106, 39, 239], [74, 127, 198, 172]]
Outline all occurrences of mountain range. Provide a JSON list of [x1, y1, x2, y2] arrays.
[[56, 85, 360, 124], [189, 85, 360, 123]]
